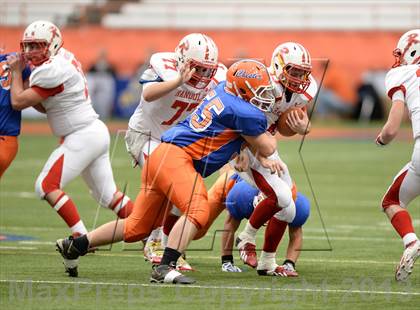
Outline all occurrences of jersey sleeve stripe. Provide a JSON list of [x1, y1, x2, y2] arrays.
[[387, 85, 406, 100], [31, 84, 64, 99], [303, 91, 312, 101], [182, 129, 239, 160], [139, 77, 163, 84]]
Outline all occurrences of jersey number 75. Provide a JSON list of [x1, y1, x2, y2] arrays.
[[190, 92, 224, 132]]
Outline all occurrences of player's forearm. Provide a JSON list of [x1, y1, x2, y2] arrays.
[[378, 101, 405, 145], [380, 124, 398, 144], [286, 227, 303, 263], [142, 78, 181, 102], [9, 70, 29, 111], [244, 132, 276, 158], [10, 70, 38, 111]]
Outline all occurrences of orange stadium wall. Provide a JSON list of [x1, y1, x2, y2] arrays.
[[0, 26, 401, 86]]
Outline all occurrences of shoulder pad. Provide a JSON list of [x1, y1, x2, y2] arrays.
[[29, 57, 67, 88], [149, 52, 179, 81], [300, 75, 318, 102], [385, 67, 409, 99], [212, 63, 227, 84]]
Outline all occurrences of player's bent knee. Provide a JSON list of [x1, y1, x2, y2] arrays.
[[276, 188, 293, 209], [34, 175, 57, 199], [186, 205, 210, 231], [193, 227, 208, 240], [123, 222, 150, 243]]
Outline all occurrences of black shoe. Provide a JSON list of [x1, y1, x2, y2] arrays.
[[150, 264, 195, 284], [56, 237, 81, 277]]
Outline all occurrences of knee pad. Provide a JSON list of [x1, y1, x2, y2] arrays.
[[275, 187, 293, 209]]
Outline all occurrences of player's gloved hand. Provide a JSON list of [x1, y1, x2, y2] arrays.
[[375, 135, 387, 147], [221, 262, 242, 272]]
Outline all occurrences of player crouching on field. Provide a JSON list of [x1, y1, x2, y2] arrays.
[[222, 174, 309, 276], [193, 171, 309, 276], [376, 29, 420, 281]]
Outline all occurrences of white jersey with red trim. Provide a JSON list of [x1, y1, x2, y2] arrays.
[[29, 48, 98, 137], [128, 52, 227, 140], [385, 64, 420, 139], [265, 73, 318, 128]]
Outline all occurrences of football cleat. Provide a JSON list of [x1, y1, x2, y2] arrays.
[[150, 264, 195, 284], [257, 265, 288, 277], [176, 256, 194, 271], [56, 237, 81, 277], [280, 262, 299, 277], [222, 262, 242, 273], [143, 239, 163, 265], [236, 237, 258, 268], [395, 240, 420, 281]]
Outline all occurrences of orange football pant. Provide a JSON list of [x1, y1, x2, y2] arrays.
[[124, 143, 210, 243], [0, 136, 18, 179], [194, 171, 236, 240]]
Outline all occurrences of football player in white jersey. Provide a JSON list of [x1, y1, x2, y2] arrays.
[[234, 42, 318, 275], [376, 29, 420, 281], [124, 33, 226, 269], [7, 21, 133, 248]]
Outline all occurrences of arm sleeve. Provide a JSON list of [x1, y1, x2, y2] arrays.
[[29, 61, 66, 89], [385, 68, 407, 102], [226, 100, 267, 136], [212, 63, 227, 84], [139, 66, 163, 85], [148, 53, 179, 82]]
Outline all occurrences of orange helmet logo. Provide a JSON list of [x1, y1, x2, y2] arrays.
[[226, 59, 274, 112]]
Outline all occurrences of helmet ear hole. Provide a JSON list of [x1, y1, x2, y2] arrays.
[[410, 50, 416, 57], [275, 63, 279, 70], [239, 88, 246, 95]]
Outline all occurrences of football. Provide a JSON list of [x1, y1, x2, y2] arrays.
[[277, 107, 306, 137]]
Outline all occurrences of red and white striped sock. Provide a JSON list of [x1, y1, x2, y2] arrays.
[[51, 193, 87, 236], [110, 195, 133, 218]]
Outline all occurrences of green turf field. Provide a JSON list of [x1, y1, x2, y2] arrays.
[[1, 128, 419, 309]]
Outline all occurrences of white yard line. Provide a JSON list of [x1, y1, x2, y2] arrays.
[[0, 249, 399, 265], [0, 279, 418, 296], [0, 246, 37, 250]]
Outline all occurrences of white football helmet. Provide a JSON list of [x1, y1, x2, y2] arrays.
[[392, 29, 420, 68], [20, 20, 63, 66], [270, 42, 312, 94], [175, 33, 218, 89]]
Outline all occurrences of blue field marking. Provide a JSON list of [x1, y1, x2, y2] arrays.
[[0, 233, 35, 242]]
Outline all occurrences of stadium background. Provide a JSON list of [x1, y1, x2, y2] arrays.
[[1, 0, 418, 120], [1, 1, 419, 309]]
